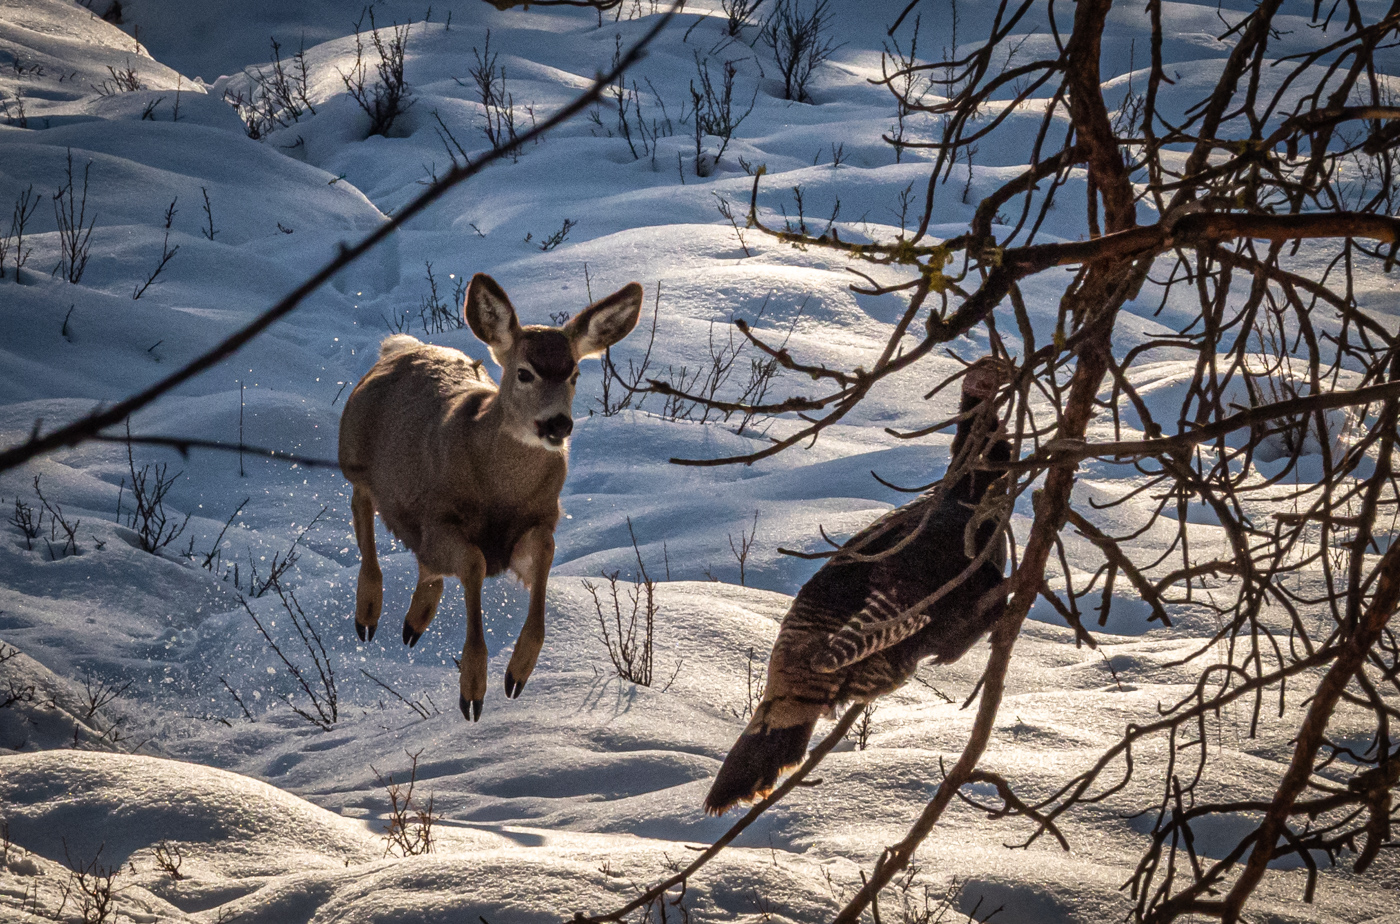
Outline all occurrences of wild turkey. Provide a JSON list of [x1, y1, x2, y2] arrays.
[[704, 357, 1014, 815]]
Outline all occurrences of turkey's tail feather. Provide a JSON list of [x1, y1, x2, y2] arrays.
[[704, 701, 820, 816]]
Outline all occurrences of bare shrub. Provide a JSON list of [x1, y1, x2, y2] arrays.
[[94, 61, 140, 96], [648, 295, 801, 434], [373, 750, 438, 856], [727, 510, 759, 586], [882, 14, 928, 163], [59, 843, 119, 924], [200, 186, 216, 241], [585, 518, 658, 687], [759, 0, 840, 103], [598, 283, 660, 416], [689, 53, 756, 176], [729, 646, 765, 721], [243, 504, 327, 597], [463, 30, 519, 156], [1, 678, 36, 711], [10, 495, 41, 550], [151, 841, 184, 881], [220, 676, 253, 721], [714, 194, 752, 256], [78, 671, 132, 723], [360, 668, 438, 719], [52, 149, 96, 284], [242, 584, 337, 729], [116, 434, 190, 555], [339, 7, 414, 137], [184, 495, 248, 577], [846, 703, 876, 750], [0, 184, 38, 279], [533, 217, 576, 252], [0, 87, 28, 128], [416, 261, 462, 334], [34, 475, 81, 559], [721, 0, 765, 36], [588, 36, 673, 164], [132, 212, 178, 300], [225, 37, 317, 140]]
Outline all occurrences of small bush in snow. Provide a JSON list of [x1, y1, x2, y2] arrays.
[[727, 510, 759, 586], [760, 0, 840, 103], [585, 519, 659, 687], [588, 35, 674, 165], [597, 283, 660, 417], [58, 843, 120, 924], [132, 226, 179, 300], [688, 53, 756, 176], [1, 679, 36, 712], [721, 0, 765, 36], [51, 149, 96, 284], [9, 495, 40, 550], [729, 646, 765, 721], [373, 750, 438, 857], [416, 261, 464, 334], [224, 37, 317, 140], [846, 703, 876, 750], [241, 505, 327, 598], [339, 7, 414, 137], [115, 436, 190, 555], [0, 184, 38, 280], [648, 296, 799, 436], [242, 584, 338, 730], [93, 61, 140, 96], [463, 29, 519, 157], [34, 475, 81, 559], [151, 841, 184, 881]]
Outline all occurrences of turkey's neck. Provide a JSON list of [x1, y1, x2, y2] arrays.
[[948, 394, 1009, 501]]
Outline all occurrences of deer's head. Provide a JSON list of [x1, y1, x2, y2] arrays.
[[466, 273, 643, 450]]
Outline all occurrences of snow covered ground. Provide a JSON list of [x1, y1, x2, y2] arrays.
[[0, 1, 1397, 921]]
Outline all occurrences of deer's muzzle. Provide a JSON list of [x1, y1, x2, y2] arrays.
[[537, 414, 573, 446]]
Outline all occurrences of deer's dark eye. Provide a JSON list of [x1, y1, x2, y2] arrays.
[[517, 368, 536, 384]]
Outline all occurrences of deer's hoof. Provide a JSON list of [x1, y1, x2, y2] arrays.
[[459, 695, 482, 722], [403, 623, 422, 647], [504, 672, 527, 699], [356, 622, 377, 643]]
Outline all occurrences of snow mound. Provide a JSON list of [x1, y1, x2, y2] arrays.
[[0, 750, 380, 877]]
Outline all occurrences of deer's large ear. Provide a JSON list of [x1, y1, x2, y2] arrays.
[[465, 274, 521, 366], [565, 282, 643, 359]]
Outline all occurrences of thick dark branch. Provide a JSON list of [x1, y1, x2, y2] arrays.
[[644, 379, 830, 416], [1013, 379, 1400, 467], [87, 434, 339, 469]]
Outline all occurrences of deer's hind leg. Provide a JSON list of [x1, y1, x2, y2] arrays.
[[505, 526, 555, 700], [351, 487, 383, 643], [401, 563, 445, 647], [457, 544, 489, 722]]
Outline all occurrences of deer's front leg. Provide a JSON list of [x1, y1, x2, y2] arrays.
[[505, 526, 555, 699], [457, 544, 489, 722], [402, 562, 444, 647], [350, 488, 382, 642]]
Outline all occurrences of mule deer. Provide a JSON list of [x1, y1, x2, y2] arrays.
[[339, 273, 643, 721]]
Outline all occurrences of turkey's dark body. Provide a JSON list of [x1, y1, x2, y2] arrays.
[[704, 360, 1013, 815], [770, 481, 1007, 709]]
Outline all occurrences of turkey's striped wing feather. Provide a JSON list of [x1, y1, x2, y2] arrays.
[[811, 588, 931, 673]]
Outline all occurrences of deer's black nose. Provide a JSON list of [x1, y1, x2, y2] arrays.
[[538, 414, 573, 444]]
